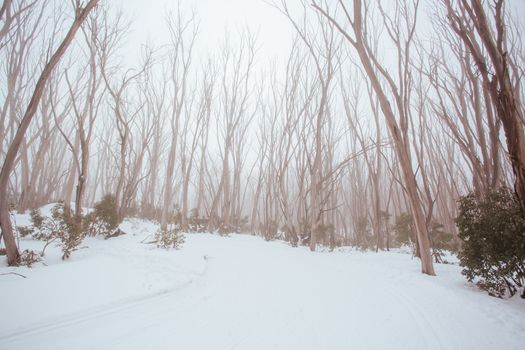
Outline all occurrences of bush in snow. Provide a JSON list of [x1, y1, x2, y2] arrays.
[[17, 208, 61, 256], [155, 225, 185, 249], [142, 210, 185, 249], [215, 215, 250, 236], [429, 222, 457, 263], [84, 194, 122, 238], [18, 249, 41, 267], [393, 212, 415, 247], [393, 212, 456, 261], [456, 186, 525, 298], [188, 208, 208, 232], [316, 223, 336, 248], [50, 203, 83, 260], [352, 215, 374, 250], [17, 203, 83, 259]]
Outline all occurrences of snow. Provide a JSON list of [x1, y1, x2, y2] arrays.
[[1, 217, 524, 350]]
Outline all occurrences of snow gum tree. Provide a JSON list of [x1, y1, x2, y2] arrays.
[[0, 0, 99, 266], [312, 0, 436, 275]]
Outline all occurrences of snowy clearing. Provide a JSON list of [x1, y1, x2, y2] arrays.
[[1, 218, 524, 350]]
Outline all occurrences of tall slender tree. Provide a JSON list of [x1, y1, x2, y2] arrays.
[[0, 0, 99, 266]]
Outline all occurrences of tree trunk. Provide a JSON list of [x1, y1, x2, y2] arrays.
[[0, 0, 98, 265]]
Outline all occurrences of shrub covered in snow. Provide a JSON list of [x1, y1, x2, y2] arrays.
[[18, 249, 42, 267], [16, 203, 83, 260], [155, 225, 185, 249], [456, 186, 525, 298], [49, 203, 83, 259], [188, 208, 208, 232]]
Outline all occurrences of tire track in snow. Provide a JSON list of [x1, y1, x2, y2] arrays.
[[0, 255, 213, 345], [386, 279, 447, 350]]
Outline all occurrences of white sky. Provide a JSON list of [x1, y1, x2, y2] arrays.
[[114, 0, 525, 71], [115, 0, 296, 68]]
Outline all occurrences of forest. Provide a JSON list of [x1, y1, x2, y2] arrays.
[[1, 0, 525, 306], [1, 1, 525, 348]]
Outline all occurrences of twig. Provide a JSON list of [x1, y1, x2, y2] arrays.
[[0, 272, 27, 278], [140, 234, 154, 244]]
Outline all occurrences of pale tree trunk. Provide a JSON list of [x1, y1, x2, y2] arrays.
[[17, 79, 64, 212], [161, 136, 178, 231], [210, 31, 255, 233], [180, 74, 212, 230], [342, 76, 384, 250], [103, 77, 142, 218], [445, 0, 525, 214], [222, 141, 231, 230], [0, 0, 98, 265], [276, 0, 337, 251], [55, 11, 106, 233], [195, 69, 213, 219], [424, 28, 503, 195], [63, 134, 80, 206], [196, 115, 211, 218], [313, 0, 435, 275], [142, 76, 167, 219], [160, 8, 196, 231]]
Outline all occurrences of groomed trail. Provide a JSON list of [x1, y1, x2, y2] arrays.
[[1, 219, 524, 350]]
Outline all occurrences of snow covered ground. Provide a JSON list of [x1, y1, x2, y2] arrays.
[[1, 217, 524, 350]]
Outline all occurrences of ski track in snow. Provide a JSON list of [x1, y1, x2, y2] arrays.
[[0, 252, 212, 343], [1, 225, 524, 350]]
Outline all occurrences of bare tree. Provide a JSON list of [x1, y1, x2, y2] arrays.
[[443, 0, 525, 213], [0, 0, 98, 266], [160, 8, 197, 231], [54, 9, 106, 231], [208, 30, 256, 233], [313, 0, 435, 274], [140, 61, 168, 219], [275, 0, 339, 251], [422, 15, 503, 195], [180, 67, 214, 230]]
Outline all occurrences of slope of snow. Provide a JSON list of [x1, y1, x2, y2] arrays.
[[1, 218, 524, 350]]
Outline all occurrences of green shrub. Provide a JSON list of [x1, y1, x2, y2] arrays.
[[429, 222, 457, 263], [51, 203, 83, 260], [93, 194, 121, 231], [30, 209, 45, 229], [84, 195, 123, 237], [15, 197, 124, 260], [18, 203, 83, 259], [352, 215, 374, 250], [393, 212, 415, 246], [456, 187, 525, 298]]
